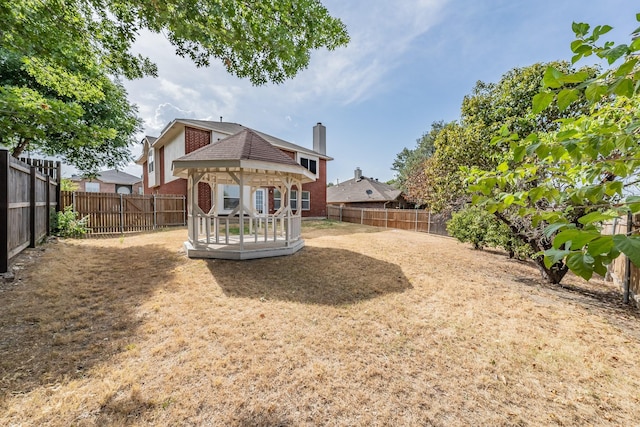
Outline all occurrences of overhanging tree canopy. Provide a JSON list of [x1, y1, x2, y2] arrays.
[[0, 0, 349, 172]]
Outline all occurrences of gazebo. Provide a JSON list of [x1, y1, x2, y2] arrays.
[[172, 129, 316, 260]]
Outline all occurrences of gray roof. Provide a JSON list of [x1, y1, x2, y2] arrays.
[[72, 169, 141, 185], [156, 119, 331, 160], [327, 176, 402, 204], [175, 129, 300, 166]]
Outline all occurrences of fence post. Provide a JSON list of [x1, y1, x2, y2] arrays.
[[72, 191, 76, 211], [183, 195, 187, 226], [153, 194, 157, 229], [45, 175, 51, 236], [624, 211, 632, 304], [427, 209, 432, 234], [29, 166, 36, 248], [415, 209, 418, 232], [385, 209, 388, 228], [119, 193, 124, 234], [339, 205, 342, 222], [55, 161, 62, 212], [361, 208, 364, 225], [0, 150, 9, 273]]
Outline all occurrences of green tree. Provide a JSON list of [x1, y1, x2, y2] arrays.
[[468, 16, 640, 283], [0, 0, 349, 171], [416, 62, 597, 213], [391, 121, 443, 195], [0, 49, 141, 171]]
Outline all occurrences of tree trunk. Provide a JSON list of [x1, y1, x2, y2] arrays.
[[533, 255, 569, 284], [11, 138, 29, 158], [494, 211, 568, 285]]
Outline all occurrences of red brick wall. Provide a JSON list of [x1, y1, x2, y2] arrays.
[[185, 127, 211, 154], [185, 126, 212, 211], [142, 161, 150, 194], [154, 178, 187, 195], [266, 158, 327, 218], [302, 158, 327, 217]]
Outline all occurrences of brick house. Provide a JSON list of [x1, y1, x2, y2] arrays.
[[136, 120, 331, 217], [70, 169, 143, 194], [327, 167, 414, 209]]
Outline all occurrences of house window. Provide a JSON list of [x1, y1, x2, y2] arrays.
[[85, 182, 100, 192], [274, 189, 281, 210], [148, 149, 154, 173], [290, 190, 310, 211], [299, 156, 317, 175], [223, 185, 240, 211]]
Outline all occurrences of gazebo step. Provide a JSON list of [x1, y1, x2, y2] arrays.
[[183, 239, 304, 260]]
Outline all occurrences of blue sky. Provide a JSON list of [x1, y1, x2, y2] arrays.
[[115, 0, 639, 184]]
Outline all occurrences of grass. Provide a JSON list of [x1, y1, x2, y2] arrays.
[[1, 220, 639, 426]]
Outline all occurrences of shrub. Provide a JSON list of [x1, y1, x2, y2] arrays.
[[447, 206, 494, 249], [447, 206, 532, 258], [54, 206, 89, 238]]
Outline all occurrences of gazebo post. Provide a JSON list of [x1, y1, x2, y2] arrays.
[[239, 169, 244, 250]]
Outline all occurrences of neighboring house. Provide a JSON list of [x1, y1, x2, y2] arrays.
[[327, 167, 413, 209], [70, 169, 143, 194], [135, 119, 331, 218]]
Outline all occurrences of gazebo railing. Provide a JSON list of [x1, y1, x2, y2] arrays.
[[191, 212, 301, 247]]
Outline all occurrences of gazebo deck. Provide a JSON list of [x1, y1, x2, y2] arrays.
[[184, 237, 304, 260]]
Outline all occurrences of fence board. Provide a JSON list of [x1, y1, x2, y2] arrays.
[[327, 205, 449, 237], [61, 191, 186, 235], [604, 213, 640, 306], [2, 151, 60, 273]]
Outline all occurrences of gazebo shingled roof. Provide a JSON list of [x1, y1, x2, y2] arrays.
[[176, 129, 300, 165], [172, 129, 315, 184]]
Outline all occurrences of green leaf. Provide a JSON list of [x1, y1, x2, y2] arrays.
[[614, 58, 638, 76], [543, 66, 564, 89], [556, 88, 579, 111], [572, 22, 590, 37], [513, 144, 526, 162], [612, 235, 640, 268], [558, 71, 589, 84], [578, 211, 617, 225], [543, 248, 571, 268], [566, 252, 594, 281], [529, 187, 545, 204], [532, 92, 554, 113], [593, 25, 613, 37], [586, 236, 614, 256], [585, 83, 607, 103], [544, 222, 570, 238], [603, 44, 629, 64], [613, 78, 634, 97], [553, 229, 600, 250], [497, 162, 509, 173]]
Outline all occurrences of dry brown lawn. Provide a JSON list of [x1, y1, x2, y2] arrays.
[[1, 221, 640, 426]]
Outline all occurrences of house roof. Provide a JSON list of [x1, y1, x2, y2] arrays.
[[150, 119, 332, 161], [327, 176, 402, 204], [71, 169, 141, 185], [134, 136, 158, 165], [175, 129, 300, 165], [172, 129, 316, 183]]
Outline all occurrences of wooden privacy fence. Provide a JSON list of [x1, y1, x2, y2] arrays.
[[604, 212, 640, 307], [326, 205, 450, 237], [1, 150, 61, 273], [61, 191, 186, 235]]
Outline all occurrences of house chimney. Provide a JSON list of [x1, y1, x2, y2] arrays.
[[313, 122, 326, 155], [354, 167, 362, 181]]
